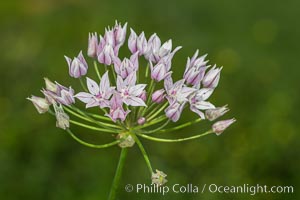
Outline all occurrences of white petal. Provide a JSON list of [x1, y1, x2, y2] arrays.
[[86, 77, 100, 95], [129, 84, 146, 96]]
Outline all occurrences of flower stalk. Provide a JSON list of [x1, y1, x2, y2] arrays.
[[108, 148, 128, 200]]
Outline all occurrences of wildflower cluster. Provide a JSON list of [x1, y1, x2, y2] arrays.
[[28, 21, 235, 198]]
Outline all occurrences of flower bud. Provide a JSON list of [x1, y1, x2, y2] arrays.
[[53, 103, 69, 130], [44, 77, 57, 93], [212, 118, 236, 135], [158, 39, 172, 58], [202, 65, 222, 88], [42, 83, 75, 105], [136, 32, 148, 55], [27, 96, 50, 114], [137, 117, 146, 125], [114, 21, 127, 46], [205, 105, 229, 121], [128, 28, 138, 54], [144, 33, 161, 62], [98, 45, 115, 65], [87, 32, 98, 58], [151, 169, 168, 186], [65, 51, 88, 78], [152, 89, 165, 103], [165, 102, 185, 122], [139, 90, 147, 102]]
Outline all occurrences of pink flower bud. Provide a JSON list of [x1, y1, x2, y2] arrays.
[[128, 28, 138, 54], [97, 45, 114, 65], [165, 102, 185, 122], [137, 117, 146, 125], [139, 90, 147, 101], [152, 89, 165, 103], [202, 65, 222, 88], [64, 51, 88, 78], [136, 32, 148, 55], [212, 118, 236, 135], [114, 21, 127, 46], [87, 32, 98, 58]]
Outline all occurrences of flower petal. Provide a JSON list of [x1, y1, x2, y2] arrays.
[[86, 77, 100, 95], [129, 84, 147, 97], [124, 96, 146, 106]]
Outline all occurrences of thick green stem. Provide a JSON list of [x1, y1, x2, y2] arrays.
[[108, 148, 128, 200], [137, 130, 213, 143]]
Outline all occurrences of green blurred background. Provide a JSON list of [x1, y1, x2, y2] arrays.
[[0, 0, 299, 199]]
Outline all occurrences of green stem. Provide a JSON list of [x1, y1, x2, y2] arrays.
[[79, 78, 88, 92], [142, 102, 156, 117], [64, 106, 121, 129], [145, 103, 164, 118], [94, 61, 101, 81], [66, 129, 120, 148], [141, 120, 171, 134], [84, 110, 111, 121], [157, 118, 202, 133], [137, 130, 213, 143], [145, 63, 149, 78], [108, 148, 128, 200], [131, 134, 153, 175], [69, 120, 116, 133], [137, 115, 167, 129], [147, 102, 168, 121]]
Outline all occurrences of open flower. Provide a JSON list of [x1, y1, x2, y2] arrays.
[[189, 88, 215, 119], [65, 51, 88, 78], [164, 76, 196, 104], [116, 72, 147, 106], [75, 72, 114, 108]]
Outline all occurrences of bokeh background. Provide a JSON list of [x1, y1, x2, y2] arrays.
[[0, 0, 299, 199]]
